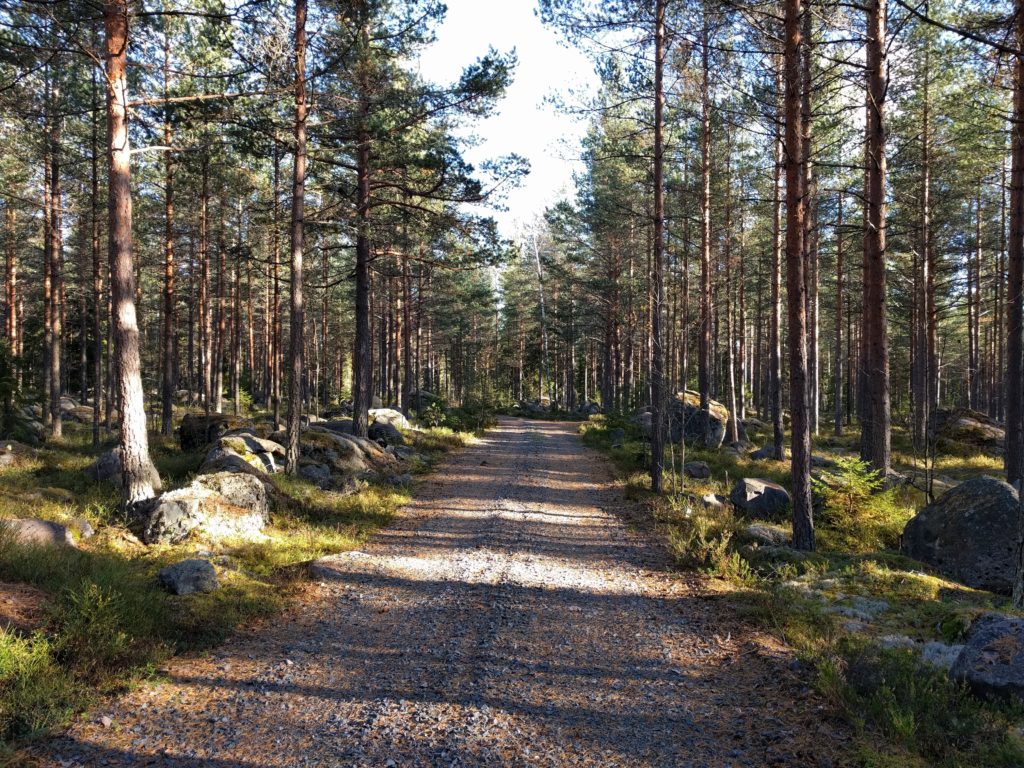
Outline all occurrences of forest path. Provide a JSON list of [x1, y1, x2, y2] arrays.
[[41, 418, 846, 767]]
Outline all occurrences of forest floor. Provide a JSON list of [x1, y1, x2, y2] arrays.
[[34, 417, 850, 768]]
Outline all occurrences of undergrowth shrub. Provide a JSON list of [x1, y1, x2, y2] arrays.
[[821, 640, 1024, 767], [443, 400, 497, 432], [813, 456, 909, 552], [659, 496, 752, 583]]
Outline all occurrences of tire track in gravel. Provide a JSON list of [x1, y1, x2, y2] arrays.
[[37, 417, 850, 768]]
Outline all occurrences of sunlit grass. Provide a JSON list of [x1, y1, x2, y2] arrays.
[[0, 417, 470, 755], [580, 412, 1024, 766]]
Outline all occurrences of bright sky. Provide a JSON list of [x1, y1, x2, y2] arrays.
[[416, 0, 598, 240]]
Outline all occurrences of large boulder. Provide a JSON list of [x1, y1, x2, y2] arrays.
[[306, 426, 397, 475], [729, 478, 791, 519], [83, 447, 161, 492], [0, 518, 75, 547], [201, 446, 268, 476], [901, 475, 1018, 593], [202, 431, 286, 475], [369, 408, 410, 431], [158, 559, 218, 596], [951, 613, 1024, 701], [179, 413, 249, 451], [934, 408, 1005, 456], [368, 420, 404, 447], [684, 461, 711, 480], [667, 391, 729, 449], [132, 472, 270, 545], [85, 448, 122, 483]]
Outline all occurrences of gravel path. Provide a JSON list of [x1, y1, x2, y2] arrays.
[[40, 418, 847, 767]]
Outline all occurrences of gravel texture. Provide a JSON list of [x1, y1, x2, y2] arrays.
[[38, 418, 848, 767]]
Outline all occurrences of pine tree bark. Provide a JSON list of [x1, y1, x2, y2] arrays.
[[770, 64, 785, 460], [862, 0, 891, 474], [785, 0, 814, 551], [834, 192, 845, 436], [1007, 0, 1024, 489], [160, 36, 175, 436], [650, 0, 667, 492], [48, 77, 63, 439], [286, 0, 307, 473], [352, 12, 373, 438], [698, 14, 712, 414], [1012, 0, 1024, 608], [913, 42, 933, 452], [104, 0, 160, 505]]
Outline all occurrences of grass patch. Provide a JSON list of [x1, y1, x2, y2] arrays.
[[0, 418, 471, 756], [580, 414, 1024, 767]]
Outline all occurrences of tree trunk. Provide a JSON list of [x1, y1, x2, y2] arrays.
[[698, 15, 712, 413], [770, 64, 785, 460], [1011, 0, 1024, 607], [48, 88, 63, 439], [285, 0, 307, 474], [785, 0, 814, 551], [160, 36, 175, 437], [352, 14, 373, 438], [862, 0, 891, 474], [104, 0, 160, 506], [834, 191, 845, 436], [650, 0, 666, 492]]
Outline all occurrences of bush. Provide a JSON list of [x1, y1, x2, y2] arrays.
[[443, 400, 497, 432], [419, 402, 446, 428], [813, 456, 909, 552], [824, 641, 1024, 766]]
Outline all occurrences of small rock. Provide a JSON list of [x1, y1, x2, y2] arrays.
[[951, 613, 1024, 701], [740, 523, 789, 547], [729, 478, 791, 519], [300, 463, 333, 488], [158, 559, 219, 596], [750, 445, 783, 461], [100, 715, 112, 729], [0, 518, 75, 548], [683, 461, 710, 480], [701, 493, 726, 509]]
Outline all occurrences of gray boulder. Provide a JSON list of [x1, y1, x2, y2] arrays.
[[901, 475, 1018, 593], [667, 391, 728, 449], [683, 461, 711, 480], [300, 463, 332, 488], [85, 448, 122, 483], [369, 408, 410, 431], [368, 420, 404, 447], [158, 559, 218, 596], [221, 430, 286, 459], [740, 523, 790, 547], [179, 413, 249, 451], [632, 411, 653, 439], [701, 493, 726, 509], [951, 613, 1024, 700], [0, 518, 75, 547], [934, 408, 1005, 456], [133, 472, 270, 545], [750, 444, 784, 461], [729, 478, 791, 519], [201, 446, 267, 476]]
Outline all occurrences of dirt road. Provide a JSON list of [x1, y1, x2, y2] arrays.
[[41, 418, 845, 767]]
